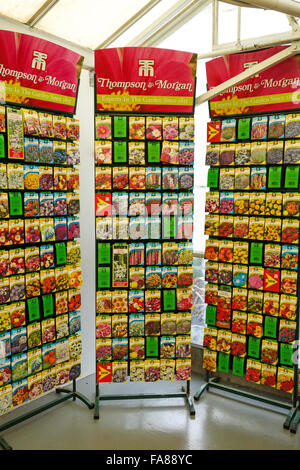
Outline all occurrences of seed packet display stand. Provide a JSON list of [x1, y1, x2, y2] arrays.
[[93, 105, 195, 416], [0, 101, 94, 450], [0, 380, 93, 450], [196, 109, 300, 433]]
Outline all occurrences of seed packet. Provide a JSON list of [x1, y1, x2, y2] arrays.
[[7, 108, 24, 159], [145, 168, 161, 192], [95, 192, 112, 218], [128, 141, 145, 165], [177, 288, 193, 311], [234, 193, 249, 216], [22, 109, 39, 136], [40, 245, 54, 270], [261, 339, 278, 365], [38, 139, 52, 165], [96, 217, 112, 240], [128, 116, 145, 140], [178, 141, 194, 166], [129, 361, 144, 382], [96, 291, 112, 315], [234, 167, 250, 191], [112, 338, 128, 362], [95, 315, 111, 340], [205, 144, 219, 166], [231, 287, 247, 310], [204, 239, 219, 262], [219, 143, 235, 165], [96, 338, 112, 362], [232, 265, 247, 289], [7, 164, 24, 189], [203, 327, 217, 350], [146, 267, 162, 290], [112, 167, 128, 190], [277, 366, 294, 393], [161, 141, 179, 165], [162, 167, 178, 190], [204, 214, 219, 237], [162, 243, 178, 266], [0, 331, 11, 359], [127, 244, 144, 267], [53, 167, 67, 191], [260, 363, 277, 388], [146, 117, 162, 140], [51, 192, 65, 217], [278, 319, 296, 343], [265, 193, 282, 217], [247, 312, 263, 338], [40, 218, 55, 243], [176, 216, 192, 241], [113, 217, 129, 240], [39, 166, 53, 191], [0, 164, 7, 190], [24, 165, 39, 191], [52, 116, 66, 140], [129, 337, 145, 360], [52, 141, 67, 165], [207, 167, 219, 189], [24, 246, 40, 274], [245, 359, 261, 384], [205, 261, 218, 284], [55, 266, 69, 292], [247, 217, 264, 241], [144, 245, 161, 269], [0, 304, 10, 332], [40, 269, 55, 295], [248, 192, 265, 216], [177, 267, 192, 289], [69, 333, 82, 359], [128, 193, 146, 217], [68, 264, 82, 289], [268, 115, 285, 139], [39, 113, 53, 138], [162, 117, 178, 140], [25, 271, 40, 298], [266, 141, 284, 166], [129, 167, 145, 191], [280, 270, 297, 295], [216, 329, 231, 354], [95, 141, 112, 166], [231, 310, 247, 335], [0, 106, 5, 134], [251, 116, 268, 140], [177, 243, 192, 266], [0, 220, 9, 247], [0, 250, 9, 278], [95, 116, 111, 140], [247, 288, 263, 314], [218, 263, 232, 286], [233, 216, 249, 239], [111, 291, 128, 314], [282, 219, 299, 244], [205, 192, 219, 214], [203, 348, 217, 371], [0, 193, 8, 220], [67, 193, 80, 217], [250, 141, 267, 165], [55, 314, 69, 340], [283, 193, 300, 218], [35, 193, 50, 218], [284, 140, 300, 164], [12, 377, 29, 407], [281, 245, 298, 271], [54, 218, 67, 242], [247, 266, 264, 291], [66, 117, 79, 140], [145, 193, 161, 218], [263, 291, 280, 316], [28, 371, 43, 400], [179, 117, 194, 140], [145, 292, 161, 314], [54, 291, 68, 316], [10, 326, 27, 356], [178, 168, 193, 191], [219, 192, 234, 215], [285, 114, 300, 138], [235, 142, 250, 165], [207, 121, 221, 143], [24, 137, 39, 163], [219, 168, 234, 190], [220, 119, 236, 142], [177, 312, 192, 335], [158, 336, 175, 359], [250, 167, 267, 190], [219, 215, 233, 238]]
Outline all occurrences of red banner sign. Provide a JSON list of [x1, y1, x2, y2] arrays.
[[94, 47, 197, 113], [0, 30, 83, 114], [206, 46, 300, 116]]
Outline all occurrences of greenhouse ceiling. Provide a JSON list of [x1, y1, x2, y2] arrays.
[[0, 0, 299, 64]]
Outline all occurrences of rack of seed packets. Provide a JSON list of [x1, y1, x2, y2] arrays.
[[94, 114, 194, 384], [0, 106, 82, 417], [203, 113, 300, 397]]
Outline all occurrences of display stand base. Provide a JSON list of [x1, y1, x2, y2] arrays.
[[194, 377, 295, 431], [94, 381, 195, 420], [0, 380, 94, 450]]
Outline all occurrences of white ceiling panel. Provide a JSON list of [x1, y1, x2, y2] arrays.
[[0, 0, 47, 23]]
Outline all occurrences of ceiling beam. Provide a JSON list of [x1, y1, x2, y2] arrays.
[[196, 41, 299, 104], [26, 0, 60, 27], [137, 0, 212, 47], [95, 0, 161, 50], [197, 28, 300, 59], [220, 0, 300, 17], [126, 0, 194, 46]]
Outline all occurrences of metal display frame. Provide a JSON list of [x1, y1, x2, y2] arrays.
[[195, 109, 300, 433]]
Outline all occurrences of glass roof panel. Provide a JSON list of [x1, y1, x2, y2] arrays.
[[35, 0, 152, 49], [0, 0, 47, 23], [240, 7, 291, 40]]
